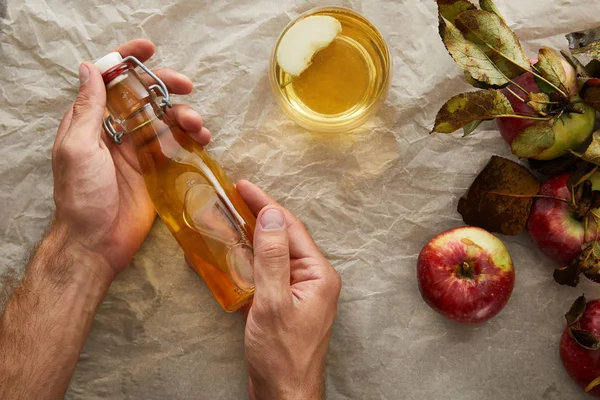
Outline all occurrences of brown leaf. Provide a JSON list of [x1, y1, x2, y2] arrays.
[[432, 90, 513, 133], [560, 50, 590, 78], [571, 329, 600, 350], [565, 295, 587, 326], [586, 60, 600, 78], [527, 155, 579, 176], [571, 131, 600, 165], [554, 262, 581, 287], [457, 156, 540, 235], [557, 242, 600, 287], [566, 26, 600, 60], [582, 79, 600, 112]]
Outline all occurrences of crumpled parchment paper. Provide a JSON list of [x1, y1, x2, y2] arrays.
[[2, 0, 600, 398]]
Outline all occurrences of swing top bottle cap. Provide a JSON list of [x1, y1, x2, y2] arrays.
[[94, 52, 128, 87], [94, 52, 123, 74]]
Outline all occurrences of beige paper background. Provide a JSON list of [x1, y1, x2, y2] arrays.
[[2, 0, 600, 398]]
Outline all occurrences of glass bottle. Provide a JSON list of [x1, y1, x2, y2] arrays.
[[94, 53, 255, 312]]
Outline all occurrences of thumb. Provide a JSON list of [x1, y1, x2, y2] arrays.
[[253, 207, 291, 305], [68, 62, 107, 142]]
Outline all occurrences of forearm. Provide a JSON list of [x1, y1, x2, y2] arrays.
[[0, 224, 114, 399]]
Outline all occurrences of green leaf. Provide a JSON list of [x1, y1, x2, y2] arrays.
[[437, 0, 476, 24], [565, 295, 587, 326], [534, 48, 568, 95], [463, 120, 483, 136], [566, 26, 600, 61], [439, 16, 510, 87], [479, 0, 506, 23], [510, 123, 556, 158], [572, 131, 600, 165], [457, 155, 540, 235], [455, 10, 530, 79], [432, 89, 513, 133]]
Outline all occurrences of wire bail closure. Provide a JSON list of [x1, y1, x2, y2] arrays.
[[102, 56, 173, 144]]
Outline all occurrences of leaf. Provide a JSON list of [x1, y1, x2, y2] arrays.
[[479, 0, 506, 23], [567, 162, 597, 195], [527, 92, 550, 115], [437, 0, 476, 24], [432, 90, 513, 133], [510, 123, 556, 158], [565, 295, 587, 326], [527, 154, 580, 176], [457, 155, 540, 235], [572, 131, 600, 165], [582, 79, 600, 112], [438, 16, 510, 87], [557, 242, 600, 287], [534, 48, 568, 95], [554, 262, 581, 287], [560, 50, 590, 78], [464, 71, 495, 89], [570, 328, 600, 350], [586, 60, 600, 78], [566, 26, 600, 60], [455, 10, 530, 79], [463, 119, 483, 136]]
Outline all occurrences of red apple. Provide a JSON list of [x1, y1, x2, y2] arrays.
[[527, 173, 600, 265], [561, 296, 600, 397], [417, 226, 515, 324], [497, 58, 595, 160]]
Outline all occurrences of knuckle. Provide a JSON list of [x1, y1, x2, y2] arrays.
[[256, 240, 289, 262], [251, 297, 284, 319], [72, 92, 101, 121]]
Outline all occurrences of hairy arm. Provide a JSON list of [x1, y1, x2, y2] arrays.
[[0, 224, 113, 399]]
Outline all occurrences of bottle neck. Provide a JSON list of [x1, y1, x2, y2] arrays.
[[104, 67, 172, 148]]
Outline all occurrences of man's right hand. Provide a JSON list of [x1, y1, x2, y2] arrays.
[[237, 180, 342, 400]]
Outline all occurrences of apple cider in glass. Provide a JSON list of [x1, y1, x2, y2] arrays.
[[269, 7, 391, 133]]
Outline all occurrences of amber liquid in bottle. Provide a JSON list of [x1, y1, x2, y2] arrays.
[[103, 66, 255, 312]]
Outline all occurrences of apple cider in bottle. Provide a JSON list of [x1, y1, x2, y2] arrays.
[[94, 53, 255, 312]]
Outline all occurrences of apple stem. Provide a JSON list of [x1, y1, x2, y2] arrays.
[[490, 113, 554, 121], [481, 191, 571, 204], [585, 375, 600, 393], [506, 87, 527, 103], [456, 261, 474, 280]]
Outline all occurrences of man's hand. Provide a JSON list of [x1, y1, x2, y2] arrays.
[[53, 39, 210, 278], [238, 181, 342, 400], [0, 39, 209, 400]]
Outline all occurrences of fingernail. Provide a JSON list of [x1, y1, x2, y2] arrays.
[[260, 209, 285, 231], [79, 63, 90, 85]]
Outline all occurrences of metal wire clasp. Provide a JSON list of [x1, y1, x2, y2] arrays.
[[102, 56, 173, 144]]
